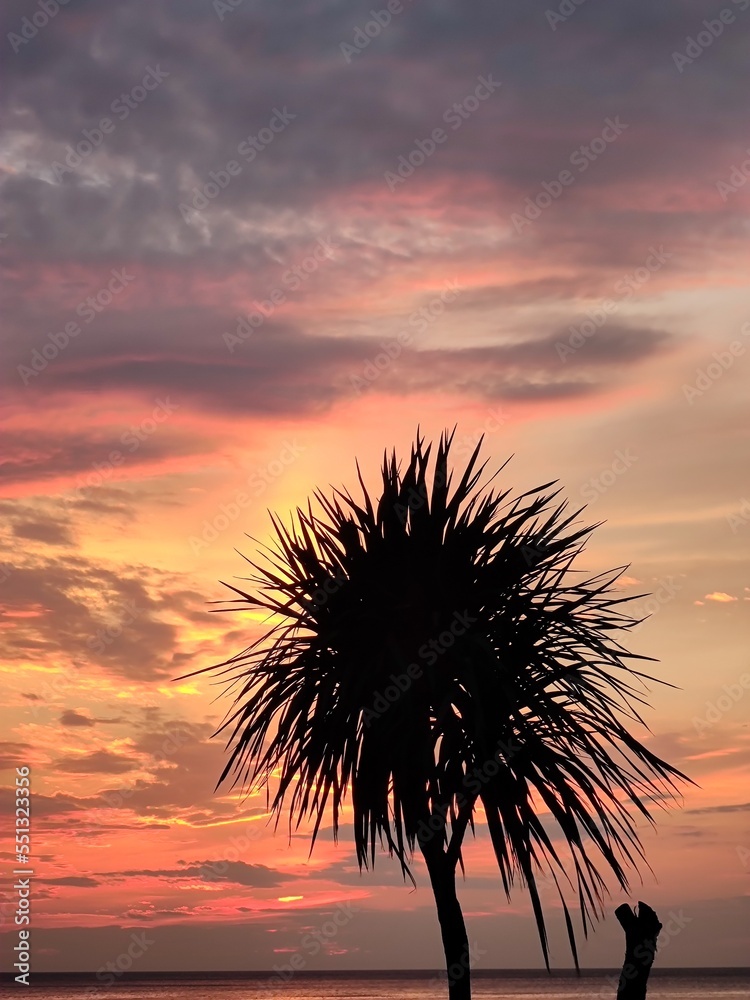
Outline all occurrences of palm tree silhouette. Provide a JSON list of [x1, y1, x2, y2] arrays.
[[197, 430, 687, 999]]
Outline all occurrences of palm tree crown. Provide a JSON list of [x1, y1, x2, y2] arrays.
[[197, 429, 686, 976]]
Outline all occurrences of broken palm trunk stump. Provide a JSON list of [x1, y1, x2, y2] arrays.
[[615, 901, 663, 1000]]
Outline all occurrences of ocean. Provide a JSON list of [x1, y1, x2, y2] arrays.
[[2, 971, 748, 999]]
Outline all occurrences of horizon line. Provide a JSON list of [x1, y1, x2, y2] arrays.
[[6, 967, 749, 979]]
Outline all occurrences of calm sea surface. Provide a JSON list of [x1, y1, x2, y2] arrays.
[[2, 973, 748, 999]]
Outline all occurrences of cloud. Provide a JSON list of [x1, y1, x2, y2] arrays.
[[59, 709, 95, 727], [53, 749, 140, 774], [0, 741, 35, 770], [0, 0, 743, 263], [39, 876, 100, 888], [0, 787, 100, 818], [0, 422, 210, 492], [106, 860, 283, 888], [13, 519, 74, 546], [685, 802, 750, 815], [98, 722, 254, 820], [0, 311, 674, 454], [704, 592, 739, 603], [0, 0, 705, 468], [0, 556, 203, 682]]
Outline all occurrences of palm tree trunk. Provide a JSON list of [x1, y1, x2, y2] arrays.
[[615, 902, 662, 1000], [421, 844, 472, 1000]]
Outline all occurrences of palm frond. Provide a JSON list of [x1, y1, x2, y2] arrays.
[[188, 428, 689, 966]]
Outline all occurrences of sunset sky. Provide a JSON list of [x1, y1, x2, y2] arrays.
[[1, 0, 749, 976]]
